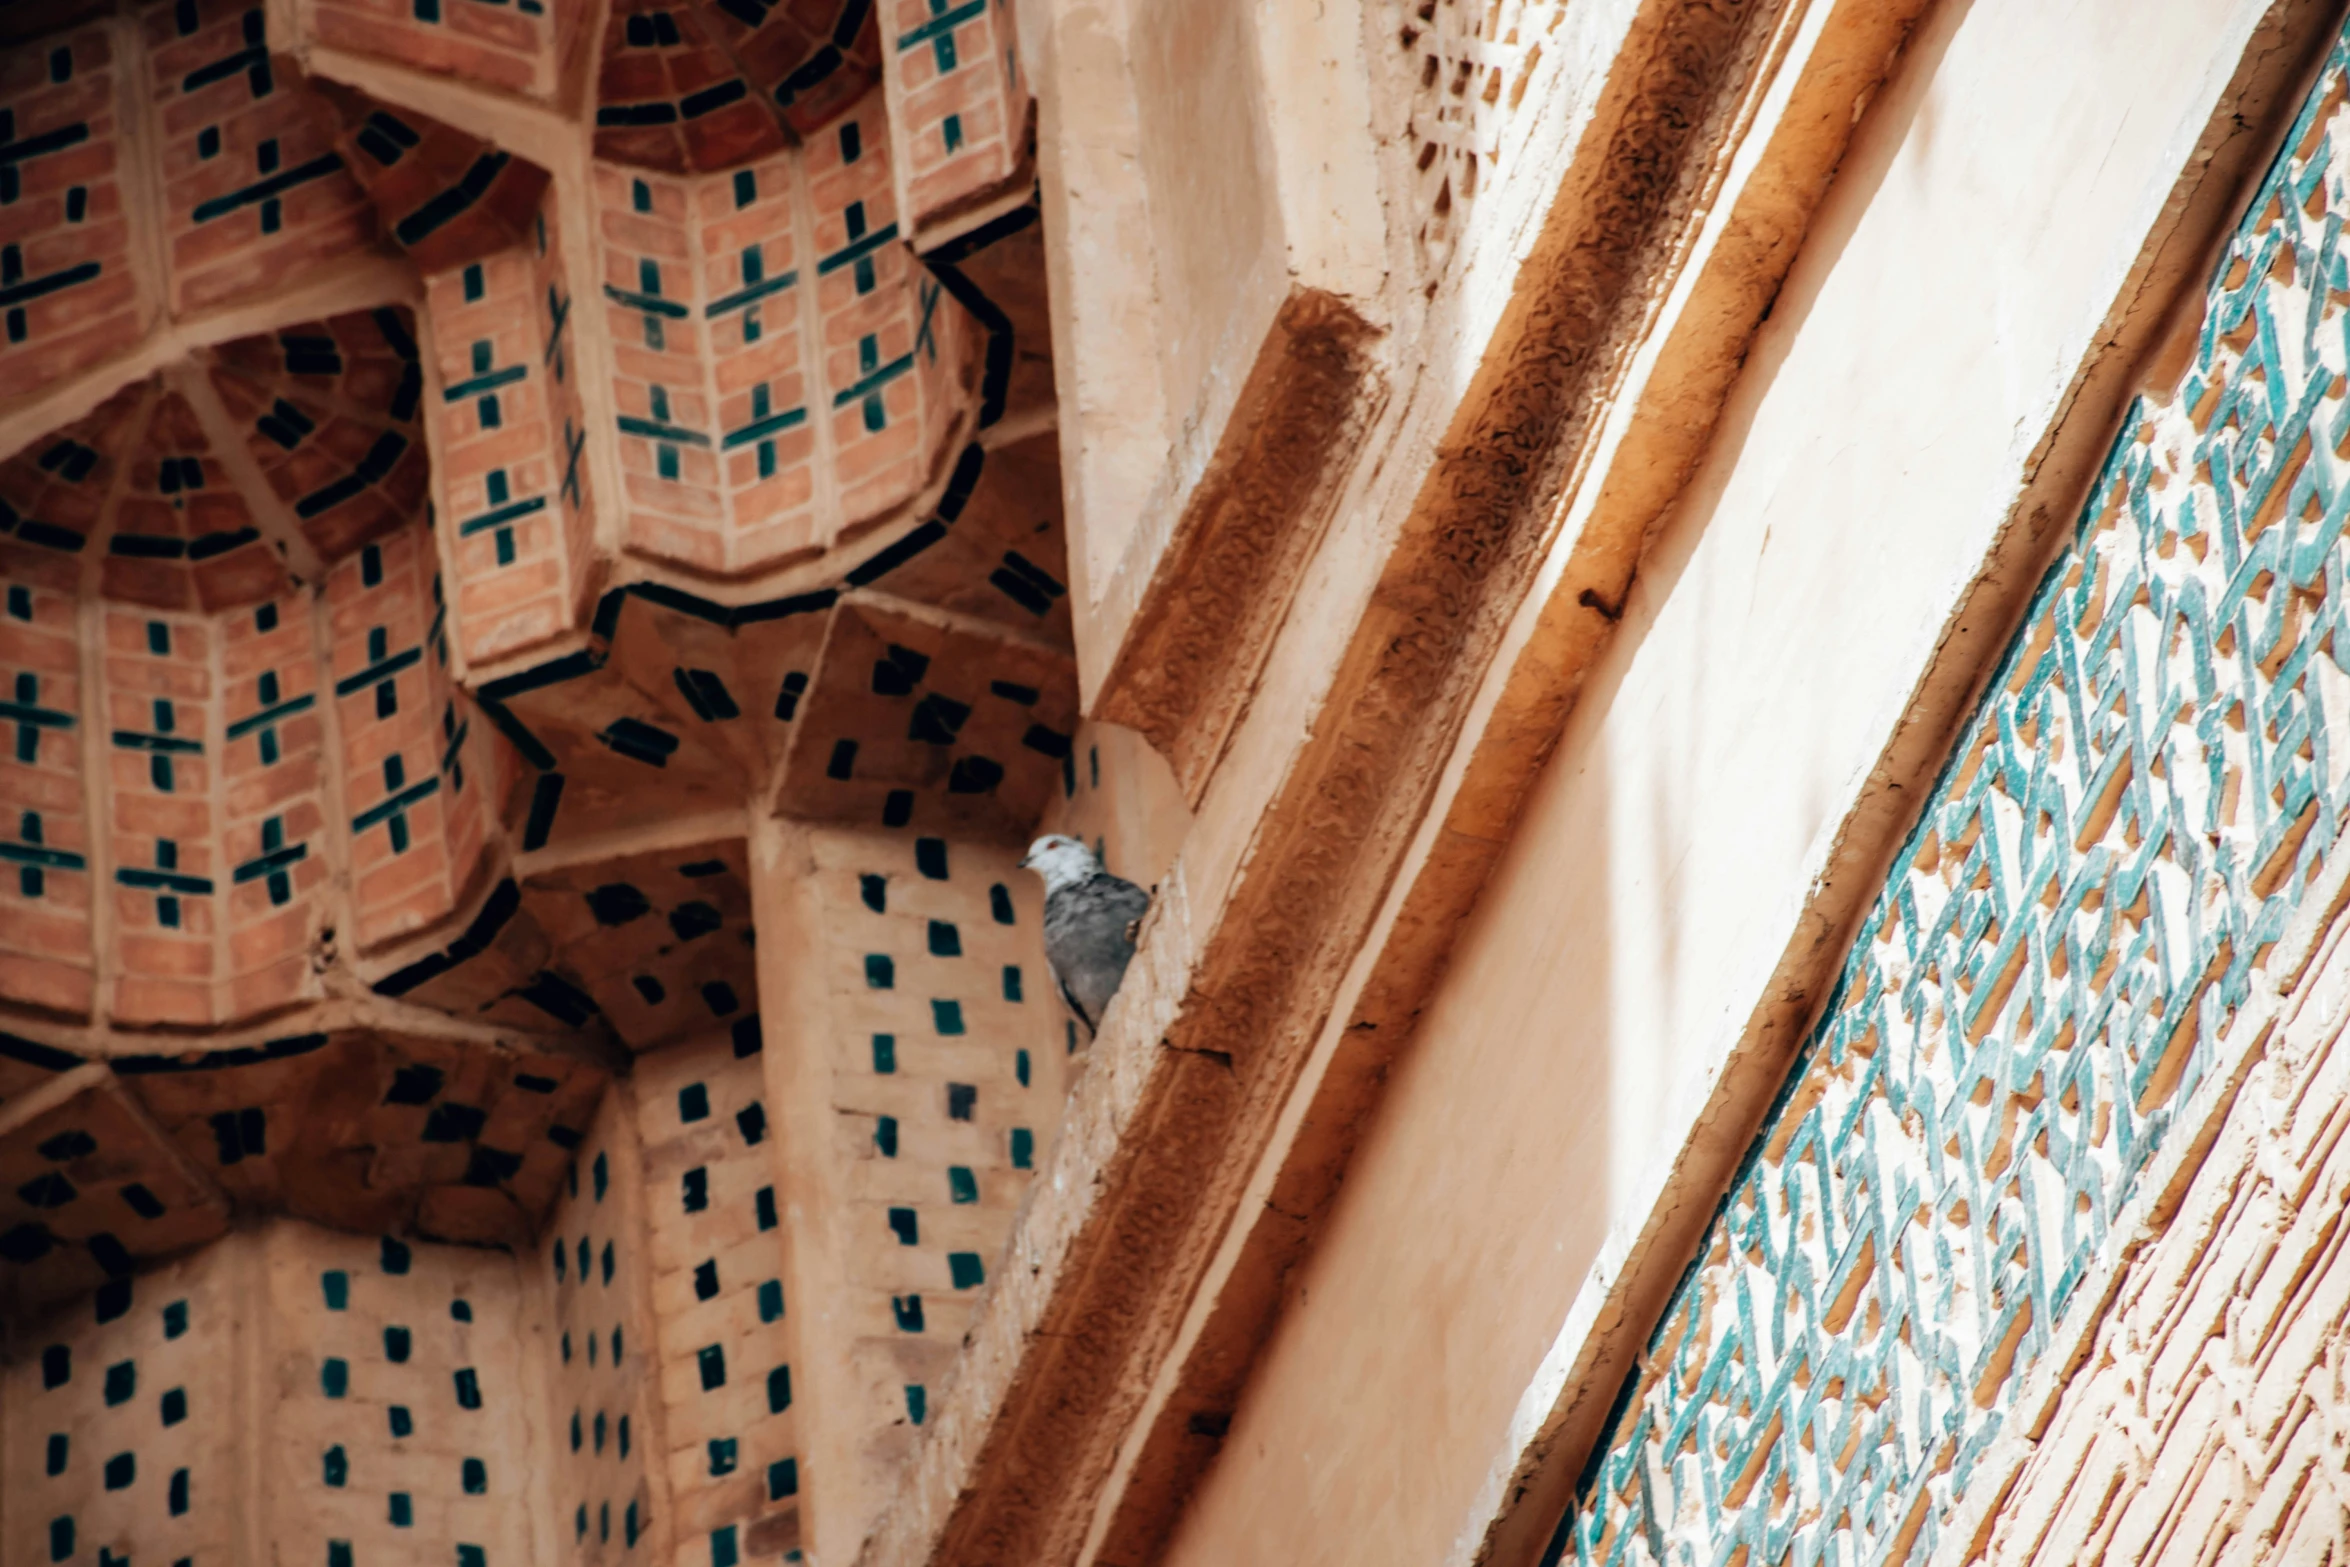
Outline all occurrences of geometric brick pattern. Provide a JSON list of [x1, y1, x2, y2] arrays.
[[0, 1067, 230, 1318], [806, 825, 1062, 1490], [594, 149, 830, 575], [1557, 28, 2350, 1567], [207, 308, 428, 565], [304, 0, 587, 103], [0, 19, 150, 391], [0, 1026, 607, 1292], [877, 0, 1031, 241], [636, 1027, 802, 1562], [696, 0, 881, 140], [267, 1223, 538, 1567], [596, 0, 786, 173], [543, 1090, 669, 1566], [151, 0, 378, 316], [306, 80, 552, 275], [423, 181, 602, 668], [0, 0, 1082, 1556], [3, 1244, 241, 1567], [778, 597, 1078, 840], [588, 85, 974, 577]]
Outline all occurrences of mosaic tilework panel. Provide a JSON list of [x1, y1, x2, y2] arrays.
[[542, 1087, 669, 1565], [326, 522, 493, 952], [146, 0, 377, 317], [634, 1024, 804, 1559], [1960, 892, 2350, 1566], [3, 1242, 240, 1567], [264, 1220, 540, 1567], [0, 562, 95, 1015], [303, 0, 587, 104], [1557, 31, 2350, 1567], [425, 185, 601, 668], [0, 19, 150, 392], [879, 0, 1029, 239], [809, 825, 1061, 1477]]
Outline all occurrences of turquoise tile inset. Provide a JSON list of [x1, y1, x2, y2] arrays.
[[1558, 27, 2350, 1567]]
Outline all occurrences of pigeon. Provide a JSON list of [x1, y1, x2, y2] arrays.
[[1021, 834, 1151, 1041]]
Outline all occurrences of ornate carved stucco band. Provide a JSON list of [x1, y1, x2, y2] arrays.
[[1092, 290, 1378, 805], [1554, 28, 2350, 1567]]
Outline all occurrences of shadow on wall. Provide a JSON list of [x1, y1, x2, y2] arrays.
[[1035, 719, 1191, 904]]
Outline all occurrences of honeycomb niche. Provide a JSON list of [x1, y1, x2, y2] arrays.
[[0, 0, 1086, 1559]]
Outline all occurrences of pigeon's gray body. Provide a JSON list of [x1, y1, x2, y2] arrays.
[[1042, 869, 1151, 1038]]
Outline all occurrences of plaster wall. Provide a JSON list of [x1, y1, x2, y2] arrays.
[[1155, 1, 2297, 1564], [1032, 0, 1383, 697]]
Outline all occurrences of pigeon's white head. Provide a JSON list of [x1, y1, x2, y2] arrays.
[[1019, 834, 1099, 893]]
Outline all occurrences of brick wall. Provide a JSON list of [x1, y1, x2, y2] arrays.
[[880, 0, 1030, 240], [0, 20, 148, 393], [538, 1085, 673, 1565], [263, 1222, 543, 1567], [304, 0, 583, 104], [800, 824, 1063, 1495], [3, 1241, 241, 1567], [635, 1025, 806, 1562], [424, 184, 600, 669]]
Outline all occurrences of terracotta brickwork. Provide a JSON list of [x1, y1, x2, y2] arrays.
[[310, 83, 551, 275], [218, 588, 335, 1015], [264, 1222, 543, 1567], [304, 0, 585, 104], [636, 1025, 806, 1560], [541, 1086, 673, 1565], [0, 560, 94, 1015], [327, 520, 492, 951], [424, 184, 601, 668], [0, 1069, 231, 1317], [597, 0, 786, 174], [0, 20, 147, 392], [152, 0, 377, 316], [586, 88, 973, 578], [879, 0, 1029, 239], [0, 0, 1089, 1558], [3, 1241, 241, 1567], [699, 0, 881, 139], [803, 825, 1062, 1492]]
